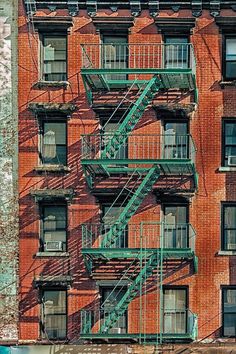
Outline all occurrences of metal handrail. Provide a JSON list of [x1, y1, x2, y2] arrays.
[[81, 133, 196, 161], [80, 308, 197, 337], [82, 222, 196, 251], [81, 43, 196, 73]]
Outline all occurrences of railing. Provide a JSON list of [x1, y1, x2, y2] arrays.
[[80, 308, 197, 339], [82, 222, 196, 251], [81, 43, 196, 74], [81, 134, 196, 162]]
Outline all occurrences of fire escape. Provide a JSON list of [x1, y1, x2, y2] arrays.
[[79, 42, 198, 344]]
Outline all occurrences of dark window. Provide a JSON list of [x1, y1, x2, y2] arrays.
[[222, 287, 236, 337], [163, 121, 189, 159], [41, 35, 67, 81], [222, 120, 236, 167], [164, 36, 189, 69], [163, 204, 189, 248], [40, 121, 67, 166], [163, 288, 187, 334], [102, 35, 128, 85], [101, 287, 127, 333], [40, 205, 67, 252], [222, 203, 236, 251], [224, 37, 236, 80], [101, 204, 127, 248], [41, 289, 67, 339]]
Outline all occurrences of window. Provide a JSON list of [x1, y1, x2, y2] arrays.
[[163, 288, 187, 334], [222, 287, 236, 337], [101, 287, 127, 333], [102, 204, 127, 248], [40, 121, 67, 166], [163, 121, 189, 159], [222, 203, 236, 251], [163, 204, 189, 248], [102, 34, 128, 85], [222, 120, 236, 167], [101, 122, 127, 160], [40, 205, 67, 252], [41, 35, 67, 81], [224, 37, 236, 80], [164, 37, 189, 69], [41, 289, 67, 339]]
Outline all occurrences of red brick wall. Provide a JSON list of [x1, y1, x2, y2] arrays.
[[18, 0, 236, 342]]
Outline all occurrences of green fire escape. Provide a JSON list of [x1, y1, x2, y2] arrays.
[[80, 42, 198, 343]]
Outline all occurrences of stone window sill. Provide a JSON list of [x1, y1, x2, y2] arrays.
[[217, 250, 236, 256], [34, 165, 70, 173], [218, 166, 236, 172], [35, 252, 70, 258], [32, 81, 69, 90]]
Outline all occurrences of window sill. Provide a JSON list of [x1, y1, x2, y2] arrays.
[[35, 252, 70, 258], [219, 80, 236, 88], [218, 166, 236, 172], [217, 250, 236, 256], [32, 81, 69, 90], [34, 165, 70, 173]]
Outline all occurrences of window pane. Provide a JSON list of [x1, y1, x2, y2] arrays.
[[44, 314, 67, 338], [164, 289, 186, 310], [226, 62, 236, 78], [44, 290, 66, 314], [224, 206, 236, 228], [43, 36, 67, 81], [224, 314, 236, 336], [224, 289, 236, 313], [226, 39, 236, 58], [44, 123, 66, 145], [44, 206, 66, 229]]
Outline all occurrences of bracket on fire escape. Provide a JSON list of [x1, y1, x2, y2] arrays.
[[210, 0, 220, 17], [86, 0, 97, 17], [130, 0, 141, 17], [24, 0, 36, 17], [191, 0, 202, 17], [68, 0, 79, 16], [148, 1, 159, 18]]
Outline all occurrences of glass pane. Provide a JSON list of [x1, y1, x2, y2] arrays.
[[224, 289, 236, 312], [164, 206, 187, 224], [226, 62, 236, 79], [44, 314, 67, 338], [165, 37, 188, 44], [224, 206, 236, 228], [44, 230, 66, 242], [164, 122, 187, 135], [44, 123, 66, 145], [44, 37, 66, 53], [164, 289, 186, 310], [224, 314, 236, 336], [44, 290, 66, 314], [226, 38, 236, 57]]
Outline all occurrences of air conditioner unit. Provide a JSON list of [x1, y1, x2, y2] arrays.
[[227, 243, 236, 250], [45, 241, 63, 251], [109, 327, 122, 334], [228, 156, 236, 166]]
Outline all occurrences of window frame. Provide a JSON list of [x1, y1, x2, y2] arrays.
[[221, 202, 236, 251], [221, 118, 236, 167], [163, 35, 190, 69], [39, 203, 68, 252], [39, 119, 68, 166], [163, 286, 188, 334], [223, 35, 236, 81], [40, 287, 67, 340], [40, 33, 68, 82], [162, 203, 189, 248], [162, 120, 190, 159], [222, 286, 236, 337], [100, 286, 128, 333]]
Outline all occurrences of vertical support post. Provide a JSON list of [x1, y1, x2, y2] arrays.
[[139, 221, 143, 344], [159, 222, 164, 345]]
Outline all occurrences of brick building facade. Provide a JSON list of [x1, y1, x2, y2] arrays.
[[17, 0, 236, 351]]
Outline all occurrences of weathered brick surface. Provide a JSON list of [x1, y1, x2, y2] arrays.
[[18, 0, 236, 347]]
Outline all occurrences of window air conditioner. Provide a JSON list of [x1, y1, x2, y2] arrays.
[[109, 327, 122, 334], [228, 156, 236, 166], [45, 241, 63, 251]]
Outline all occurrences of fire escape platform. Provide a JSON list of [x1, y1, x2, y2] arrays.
[[79, 332, 194, 342]]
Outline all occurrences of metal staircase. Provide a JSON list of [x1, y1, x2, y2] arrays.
[[102, 76, 160, 159], [101, 166, 160, 247], [100, 252, 160, 333]]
